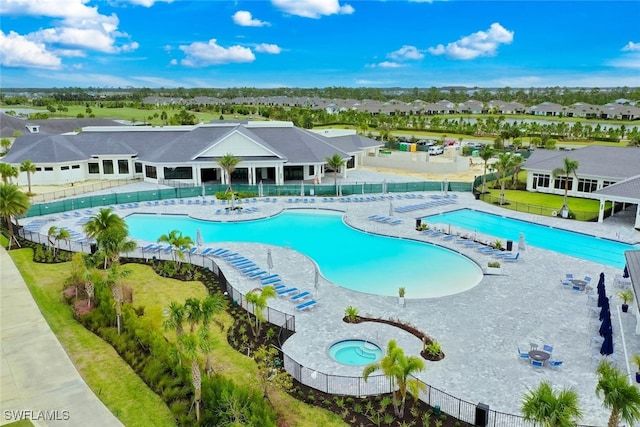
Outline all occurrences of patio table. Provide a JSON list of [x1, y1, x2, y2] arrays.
[[528, 350, 551, 364]]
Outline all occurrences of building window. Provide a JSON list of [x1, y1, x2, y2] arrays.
[[283, 166, 303, 180], [103, 160, 114, 174], [309, 165, 314, 176], [44, 167, 53, 171], [577, 178, 598, 193], [532, 173, 550, 189], [72, 165, 80, 169], [554, 176, 572, 191], [118, 160, 129, 174], [61, 166, 69, 170], [602, 180, 615, 188], [35, 167, 42, 171], [145, 165, 157, 179], [88, 163, 100, 174], [164, 166, 193, 180], [134, 162, 142, 173]]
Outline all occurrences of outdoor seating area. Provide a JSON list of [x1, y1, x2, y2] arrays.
[[518, 343, 560, 369], [393, 194, 458, 213]]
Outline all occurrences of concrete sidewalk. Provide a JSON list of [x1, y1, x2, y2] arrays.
[[0, 247, 123, 427]]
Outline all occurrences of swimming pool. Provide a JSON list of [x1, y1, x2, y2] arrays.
[[328, 340, 382, 366], [423, 209, 637, 268], [126, 210, 483, 298]]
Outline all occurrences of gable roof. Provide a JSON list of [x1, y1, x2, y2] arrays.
[[523, 146, 640, 180], [3, 121, 353, 166], [593, 175, 640, 201]]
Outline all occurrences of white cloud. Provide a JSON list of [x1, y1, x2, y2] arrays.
[[428, 22, 514, 60], [389, 45, 424, 61], [233, 10, 269, 27], [179, 39, 255, 67], [622, 41, 640, 52], [272, 0, 354, 18], [1, 0, 138, 57], [117, 0, 174, 7], [609, 55, 640, 69], [376, 61, 402, 68], [255, 43, 281, 54], [0, 30, 62, 69]]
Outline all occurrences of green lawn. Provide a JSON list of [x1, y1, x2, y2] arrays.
[[6, 247, 345, 427]]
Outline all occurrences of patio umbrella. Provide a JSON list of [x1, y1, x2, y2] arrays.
[[600, 333, 614, 356], [196, 229, 203, 248], [389, 201, 394, 217], [300, 181, 305, 197], [517, 233, 526, 252], [382, 179, 387, 194], [258, 180, 263, 198], [599, 313, 612, 337], [624, 265, 629, 278], [231, 193, 236, 210], [314, 266, 320, 292], [201, 184, 206, 198], [600, 298, 610, 320], [267, 249, 273, 274]]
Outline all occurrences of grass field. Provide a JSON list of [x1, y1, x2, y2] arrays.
[[5, 244, 345, 427]]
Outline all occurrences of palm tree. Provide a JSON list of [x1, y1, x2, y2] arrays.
[[184, 297, 203, 333], [478, 145, 494, 194], [509, 155, 525, 189], [552, 157, 579, 218], [179, 333, 203, 422], [0, 183, 30, 249], [47, 225, 58, 250], [19, 160, 37, 195], [245, 285, 276, 337], [596, 360, 640, 427], [54, 227, 71, 255], [158, 229, 180, 261], [521, 381, 583, 427], [325, 153, 346, 196], [164, 301, 186, 339], [493, 152, 516, 205], [0, 163, 19, 184], [219, 153, 241, 193], [363, 339, 426, 418], [83, 208, 130, 268], [104, 263, 131, 335]]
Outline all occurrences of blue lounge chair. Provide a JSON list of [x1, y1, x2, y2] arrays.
[[390, 219, 402, 225], [261, 278, 282, 286], [211, 248, 229, 257], [220, 252, 239, 259], [247, 270, 267, 278], [200, 247, 215, 256], [277, 287, 298, 296], [291, 291, 311, 301], [503, 252, 520, 262], [241, 266, 260, 275], [259, 274, 279, 282], [141, 244, 156, 251], [548, 360, 563, 369], [442, 234, 456, 241], [295, 300, 317, 311], [531, 360, 544, 368]]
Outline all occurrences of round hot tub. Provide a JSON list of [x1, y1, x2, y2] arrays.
[[328, 340, 383, 366]]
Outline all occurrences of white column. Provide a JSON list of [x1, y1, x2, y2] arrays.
[[598, 199, 605, 223], [635, 204, 640, 230]]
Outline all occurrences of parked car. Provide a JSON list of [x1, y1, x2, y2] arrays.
[[428, 145, 444, 155]]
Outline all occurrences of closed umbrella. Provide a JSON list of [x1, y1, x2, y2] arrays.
[[314, 266, 320, 292], [196, 229, 203, 248], [231, 193, 236, 210], [599, 313, 612, 337], [517, 233, 526, 252], [599, 298, 610, 320], [624, 265, 629, 278], [258, 181, 263, 198], [301, 181, 305, 197], [389, 201, 394, 217], [600, 333, 614, 356], [267, 249, 273, 274]]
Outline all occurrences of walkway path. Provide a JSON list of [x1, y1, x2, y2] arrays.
[[0, 247, 123, 427]]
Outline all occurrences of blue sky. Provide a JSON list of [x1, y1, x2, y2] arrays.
[[1, 0, 639, 89]]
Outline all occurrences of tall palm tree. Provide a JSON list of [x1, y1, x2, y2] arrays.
[[552, 157, 579, 218], [493, 152, 516, 205], [158, 229, 180, 261], [184, 297, 203, 333], [104, 263, 131, 335], [54, 227, 71, 255], [325, 153, 346, 196], [509, 155, 525, 189], [164, 301, 186, 339], [219, 153, 241, 193], [245, 285, 276, 337], [83, 208, 130, 268], [363, 339, 426, 418], [19, 160, 37, 195], [521, 381, 583, 427], [478, 145, 494, 194], [179, 333, 203, 422], [0, 183, 30, 249], [0, 163, 19, 184], [596, 360, 640, 427]]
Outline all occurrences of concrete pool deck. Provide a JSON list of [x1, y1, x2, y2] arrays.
[[18, 180, 640, 426]]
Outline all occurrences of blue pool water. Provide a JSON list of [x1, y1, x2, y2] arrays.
[[423, 209, 637, 268], [125, 210, 483, 298], [328, 340, 382, 366]]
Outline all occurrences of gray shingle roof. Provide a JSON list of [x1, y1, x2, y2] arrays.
[[523, 146, 640, 179], [3, 122, 353, 165], [593, 175, 640, 200]]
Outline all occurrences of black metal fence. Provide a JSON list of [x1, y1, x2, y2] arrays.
[[478, 193, 602, 221]]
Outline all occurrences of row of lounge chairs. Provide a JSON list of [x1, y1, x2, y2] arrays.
[[394, 197, 457, 213], [421, 230, 521, 262], [210, 249, 319, 311], [368, 215, 402, 225]]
